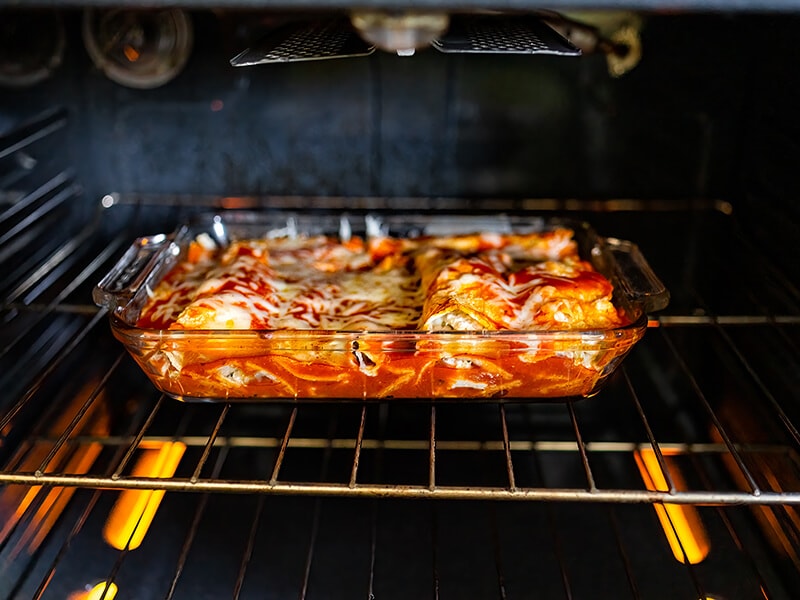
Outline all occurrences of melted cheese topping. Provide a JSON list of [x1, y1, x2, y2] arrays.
[[418, 252, 624, 331], [138, 234, 423, 331], [137, 228, 626, 333]]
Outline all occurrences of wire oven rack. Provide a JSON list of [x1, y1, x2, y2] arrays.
[[2, 111, 800, 598], [2, 189, 799, 504]]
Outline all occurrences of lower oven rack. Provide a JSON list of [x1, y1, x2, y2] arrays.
[[2, 188, 800, 597], [2, 398, 800, 507]]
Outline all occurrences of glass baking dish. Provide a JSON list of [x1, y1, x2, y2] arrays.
[[94, 211, 669, 402]]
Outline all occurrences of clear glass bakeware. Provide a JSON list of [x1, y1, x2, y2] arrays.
[[94, 211, 669, 401]]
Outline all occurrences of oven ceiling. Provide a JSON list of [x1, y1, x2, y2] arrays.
[[4, 0, 800, 10]]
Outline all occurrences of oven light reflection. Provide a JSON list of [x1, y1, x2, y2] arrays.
[[68, 581, 118, 600], [634, 448, 711, 564], [123, 45, 140, 62], [103, 441, 185, 551]]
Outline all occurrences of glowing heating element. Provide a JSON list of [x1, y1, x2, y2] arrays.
[[0, 384, 108, 557], [68, 581, 119, 600], [103, 441, 185, 551], [634, 448, 710, 564], [0, 441, 102, 558]]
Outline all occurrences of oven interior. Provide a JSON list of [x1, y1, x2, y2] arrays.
[[1, 5, 800, 599]]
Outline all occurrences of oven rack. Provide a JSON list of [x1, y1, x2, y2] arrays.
[[2, 199, 800, 596], [3, 403, 800, 507], [1, 100, 799, 513], [4, 286, 800, 598], [0, 199, 799, 509]]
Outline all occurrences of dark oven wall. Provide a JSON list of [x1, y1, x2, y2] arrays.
[[2, 10, 797, 206], [3, 9, 800, 600]]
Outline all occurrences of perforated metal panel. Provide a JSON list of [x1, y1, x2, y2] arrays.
[[432, 16, 580, 55], [231, 18, 374, 66]]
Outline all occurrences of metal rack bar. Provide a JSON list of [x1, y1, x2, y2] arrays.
[[34, 353, 124, 475], [658, 327, 763, 495], [546, 502, 572, 598], [636, 309, 782, 597], [366, 406, 386, 599], [100, 501, 146, 597], [28, 396, 158, 599], [659, 315, 800, 325], [366, 499, 379, 599], [0, 353, 129, 555], [349, 405, 367, 487], [0, 308, 106, 432], [687, 283, 800, 450], [0, 453, 72, 555], [298, 414, 336, 600], [0, 211, 79, 282], [0, 107, 67, 161], [488, 504, 508, 600], [164, 443, 231, 600], [0, 180, 79, 249], [232, 495, 265, 600], [2, 244, 80, 310], [299, 497, 324, 598], [12, 226, 120, 311], [736, 268, 800, 350], [110, 193, 729, 214], [233, 401, 294, 598], [269, 407, 297, 484], [1, 221, 115, 320], [566, 402, 596, 492], [623, 367, 677, 493], [0, 170, 73, 228], [190, 403, 230, 482], [734, 227, 800, 306], [2, 473, 794, 504], [688, 453, 778, 598], [30, 496, 101, 598], [49, 434, 795, 456], [0, 379, 87, 475], [713, 319, 800, 449], [111, 395, 165, 480], [429, 405, 437, 491], [430, 502, 440, 600], [661, 496, 707, 598], [605, 507, 642, 599], [498, 405, 517, 491], [525, 426, 572, 599]]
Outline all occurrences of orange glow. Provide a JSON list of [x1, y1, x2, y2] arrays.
[[0, 384, 108, 554], [103, 441, 185, 550], [0, 443, 56, 545], [1, 441, 103, 557], [634, 448, 710, 564], [25, 442, 102, 555], [220, 196, 252, 209], [68, 581, 118, 600], [123, 45, 140, 62]]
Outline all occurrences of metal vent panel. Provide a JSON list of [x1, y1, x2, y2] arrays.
[[433, 16, 581, 55], [231, 19, 375, 66]]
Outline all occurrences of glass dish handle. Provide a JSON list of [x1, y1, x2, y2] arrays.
[[602, 237, 670, 313], [93, 234, 180, 321]]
